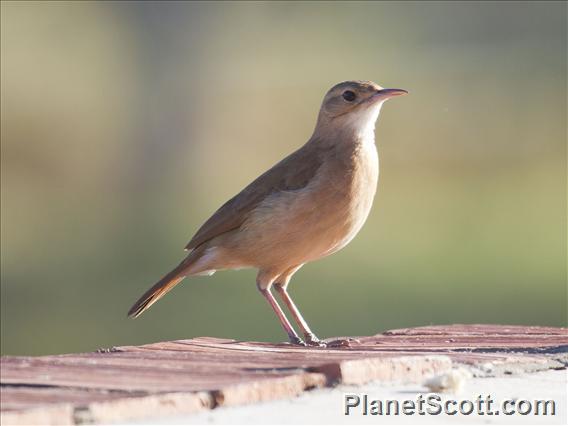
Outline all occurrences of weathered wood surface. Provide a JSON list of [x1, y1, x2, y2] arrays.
[[1, 324, 567, 425]]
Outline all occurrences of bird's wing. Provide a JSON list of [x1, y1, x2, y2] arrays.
[[185, 140, 324, 251]]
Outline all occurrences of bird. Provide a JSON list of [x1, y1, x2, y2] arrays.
[[128, 80, 407, 347]]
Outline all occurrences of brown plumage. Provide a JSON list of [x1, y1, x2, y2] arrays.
[[127, 247, 204, 318], [128, 80, 407, 346], [184, 142, 325, 252]]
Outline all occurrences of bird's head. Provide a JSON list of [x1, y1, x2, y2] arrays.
[[316, 80, 407, 138]]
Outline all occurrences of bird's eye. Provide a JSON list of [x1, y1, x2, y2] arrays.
[[342, 90, 356, 102]]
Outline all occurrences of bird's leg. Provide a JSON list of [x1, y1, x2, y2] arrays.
[[257, 284, 305, 346], [273, 284, 324, 347]]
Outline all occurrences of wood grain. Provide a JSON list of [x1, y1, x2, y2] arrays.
[[1, 324, 566, 425]]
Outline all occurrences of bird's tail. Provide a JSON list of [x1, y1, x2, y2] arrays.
[[127, 253, 198, 318]]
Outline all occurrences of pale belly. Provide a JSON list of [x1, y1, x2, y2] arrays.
[[230, 142, 379, 269]]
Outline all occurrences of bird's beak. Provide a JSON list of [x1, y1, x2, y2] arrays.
[[374, 88, 408, 101]]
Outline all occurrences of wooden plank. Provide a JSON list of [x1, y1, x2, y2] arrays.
[[212, 373, 326, 407], [0, 387, 142, 411], [310, 355, 452, 385], [383, 324, 568, 336], [78, 392, 212, 424], [1, 324, 566, 425], [0, 405, 75, 426]]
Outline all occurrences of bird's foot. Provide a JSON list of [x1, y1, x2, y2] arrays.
[[287, 335, 307, 346], [324, 337, 360, 348], [304, 333, 326, 347]]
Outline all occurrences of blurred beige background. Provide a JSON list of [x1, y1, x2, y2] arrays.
[[1, 1, 566, 355]]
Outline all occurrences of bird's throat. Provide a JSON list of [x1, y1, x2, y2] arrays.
[[343, 102, 383, 142]]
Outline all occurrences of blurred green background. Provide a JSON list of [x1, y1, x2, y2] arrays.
[[1, 1, 566, 356]]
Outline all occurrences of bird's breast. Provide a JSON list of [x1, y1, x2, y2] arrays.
[[318, 138, 379, 255], [235, 139, 379, 268]]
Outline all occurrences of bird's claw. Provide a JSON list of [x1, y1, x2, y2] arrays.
[[324, 337, 360, 348], [304, 333, 327, 347], [287, 334, 360, 348], [288, 335, 307, 346]]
